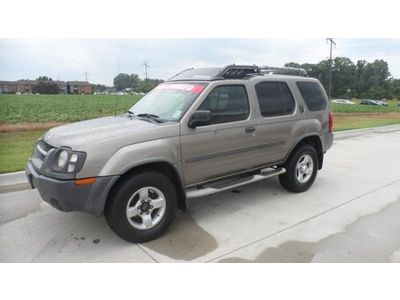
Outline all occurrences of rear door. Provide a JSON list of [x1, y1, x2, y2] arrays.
[[253, 80, 305, 164]]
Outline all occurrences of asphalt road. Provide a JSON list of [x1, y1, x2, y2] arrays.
[[1, 128, 400, 262]]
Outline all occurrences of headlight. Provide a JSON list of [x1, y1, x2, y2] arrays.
[[57, 150, 69, 168], [44, 148, 87, 179]]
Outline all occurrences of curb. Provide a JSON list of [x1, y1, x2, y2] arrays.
[[0, 171, 27, 187], [334, 124, 400, 140], [0, 124, 399, 193], [0, 171, 31, 194]]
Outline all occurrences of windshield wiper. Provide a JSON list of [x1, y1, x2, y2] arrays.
[[136, 113, 164, 123]]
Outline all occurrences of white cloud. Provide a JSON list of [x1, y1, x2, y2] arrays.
[[0, 38, 399, 85]]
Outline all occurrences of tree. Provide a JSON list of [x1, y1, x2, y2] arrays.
[[36, 76, 53, 81], [113, 73, 140, 91], [91, 84, 109, 93], [113, 73, 163, 93], [32, 81, 60, 94], [284, 57, 396, 99]]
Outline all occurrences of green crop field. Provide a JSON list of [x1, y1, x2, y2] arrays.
[[0, 94, 141, 123], [0, 94, 399, 173]]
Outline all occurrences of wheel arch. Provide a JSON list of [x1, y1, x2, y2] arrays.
[[105, 161, 188, 213], [283, 135, 324, 169]]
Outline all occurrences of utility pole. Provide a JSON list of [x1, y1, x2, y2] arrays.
[[143, 60, 150, 91], [326, 38, 336, 100], [84, 71, 89, 82]]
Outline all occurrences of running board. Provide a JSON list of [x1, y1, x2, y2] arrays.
[[186, 167, 286, 198]]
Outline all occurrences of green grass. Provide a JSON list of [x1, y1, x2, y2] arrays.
[[0, 130, 45, 173], [332, 100, 400, 113], [334, 118, 400, 131], [0, 94, 141, 123]]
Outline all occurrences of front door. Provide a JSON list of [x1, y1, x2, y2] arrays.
[[180, 84, 265, 185]]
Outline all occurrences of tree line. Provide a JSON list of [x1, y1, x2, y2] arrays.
[[113, 73, 164, 93], [112, 57, 400, 99], [285, 57, 400, 100]]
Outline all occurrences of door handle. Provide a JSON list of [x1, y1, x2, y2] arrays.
[[245, 126, 256, 134]]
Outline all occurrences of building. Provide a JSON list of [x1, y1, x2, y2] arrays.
[[66, 81, 92, 94], [0, 79, 92, 94], [0, 81, 17, 94], [16, 80, 38, 93]]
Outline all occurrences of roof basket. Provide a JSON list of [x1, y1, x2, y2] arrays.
[[218, 65, 260, 79], [260, 66, 307, 76]]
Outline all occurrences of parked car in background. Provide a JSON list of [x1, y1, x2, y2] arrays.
[[374, 100, 389, 106], [332, 99, 355, 105], [360, 99, 384, 106]]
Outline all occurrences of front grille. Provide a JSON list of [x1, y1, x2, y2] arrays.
[[32, 139, 55, 171]]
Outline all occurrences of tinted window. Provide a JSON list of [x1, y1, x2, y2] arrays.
[[255, 82, 295, 117], [198, 85, 249, 124], [296, 81, 327, 111]]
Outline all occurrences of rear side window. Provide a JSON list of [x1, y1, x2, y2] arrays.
[[198, 85, 249, 124], [296, 81, 327, 111], [255, 82, 295, 117]]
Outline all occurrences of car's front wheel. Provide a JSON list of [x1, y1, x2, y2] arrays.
[[105, 171, 177, 243], [279, 144, 318, 193]]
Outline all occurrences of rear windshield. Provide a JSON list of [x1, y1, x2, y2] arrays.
[[296, 81, 327, 111], [129, 83, 207, 122]]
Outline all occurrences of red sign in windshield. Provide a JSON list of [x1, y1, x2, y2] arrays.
[[156, 83, 205, 94]]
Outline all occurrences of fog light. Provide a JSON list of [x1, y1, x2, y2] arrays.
[[68, 164, 75, 173]]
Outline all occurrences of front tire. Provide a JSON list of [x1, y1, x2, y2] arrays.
[[279, 144, 318, 193], [105, 171, 177, 243]]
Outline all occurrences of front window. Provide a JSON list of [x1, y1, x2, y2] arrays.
[[198, 85, 249, 124], [129, 83, 207, 122]]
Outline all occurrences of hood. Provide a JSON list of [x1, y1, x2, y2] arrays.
[[43, 115, 176, 150]]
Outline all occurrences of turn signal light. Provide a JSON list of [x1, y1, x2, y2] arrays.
[[74, 177, 96, 186]]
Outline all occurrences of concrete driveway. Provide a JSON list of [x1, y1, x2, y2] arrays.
[[1, 127, 400, 262]]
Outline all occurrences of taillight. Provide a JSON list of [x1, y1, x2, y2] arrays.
[[329, 111, 334, 133]]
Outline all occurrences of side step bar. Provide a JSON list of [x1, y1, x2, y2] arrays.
[[186, 167, 286, 198]]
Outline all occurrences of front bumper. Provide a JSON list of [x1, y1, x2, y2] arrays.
[[26, 160, 119, 215]]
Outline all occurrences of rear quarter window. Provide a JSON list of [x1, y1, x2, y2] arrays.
[[296, 81, 327, 111]]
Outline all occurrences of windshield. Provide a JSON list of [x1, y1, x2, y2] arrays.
[[129, 83, 207, 122]]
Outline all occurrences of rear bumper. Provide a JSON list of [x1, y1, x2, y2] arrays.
[[26, 160, 119, 215]]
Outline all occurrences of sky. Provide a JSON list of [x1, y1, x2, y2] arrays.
[[1, 38, 400, 86]]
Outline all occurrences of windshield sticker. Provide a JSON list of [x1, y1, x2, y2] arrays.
[[156, 84, 204, 94]]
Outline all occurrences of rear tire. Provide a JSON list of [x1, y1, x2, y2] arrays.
[[279, 144, 318, 193], [105, 171, 177, 243]]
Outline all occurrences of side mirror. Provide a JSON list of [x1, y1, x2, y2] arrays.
[[188, 110, 212, 128]]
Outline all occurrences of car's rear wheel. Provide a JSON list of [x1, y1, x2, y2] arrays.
[[105, 171, 177, 243], [279, 144, 318, 193]]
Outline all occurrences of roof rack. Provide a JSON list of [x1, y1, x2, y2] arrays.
[[260, 66, 307, 76], [167, 64, 307, 82], [218, 64, 307, 79], [217, 65, 260, 79]]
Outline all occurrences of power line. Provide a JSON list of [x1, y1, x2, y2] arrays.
[[327, 38, 336, 100]]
